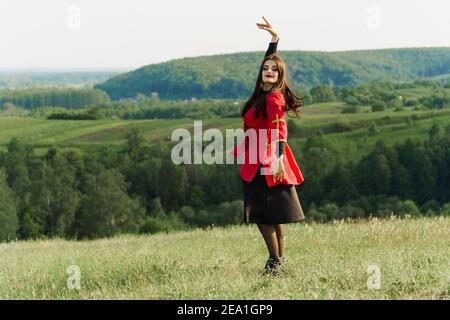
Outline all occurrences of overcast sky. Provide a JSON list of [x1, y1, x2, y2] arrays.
[[1, 0, 449, 70]]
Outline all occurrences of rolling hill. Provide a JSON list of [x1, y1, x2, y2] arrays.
[[95, 47, 450, 100]]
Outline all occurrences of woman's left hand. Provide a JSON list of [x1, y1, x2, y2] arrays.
[[270, 154, 285, 182]]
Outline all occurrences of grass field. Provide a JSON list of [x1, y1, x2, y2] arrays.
[[0, 216, 448, 299]]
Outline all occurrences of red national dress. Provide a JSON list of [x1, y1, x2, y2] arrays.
[[231, 90, 304, 187]]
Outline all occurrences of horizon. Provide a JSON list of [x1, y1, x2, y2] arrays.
[[2, 45, 450, 73]]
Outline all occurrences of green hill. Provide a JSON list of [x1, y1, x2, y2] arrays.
[[95, 47, 450, 100]]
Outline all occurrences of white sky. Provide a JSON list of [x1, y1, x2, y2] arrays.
[[1, 0, 449, 70]]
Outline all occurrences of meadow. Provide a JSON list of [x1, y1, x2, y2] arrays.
[[0, 216, 448, 299], [2, 104, 450, 162]]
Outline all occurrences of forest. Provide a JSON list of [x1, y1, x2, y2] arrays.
[[94, 47, 450, 100], [1, 80, 450, 120], [1, 124, 449, 241]]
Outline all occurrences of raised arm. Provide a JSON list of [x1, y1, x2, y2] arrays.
[[265, 38, 279, 58], [257, 16, 279, 58]]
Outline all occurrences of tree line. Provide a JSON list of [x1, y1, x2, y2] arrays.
[[2, 80, 449, 120], [0, 88, 110, 109], [94, 48, 450, 100], [1, 127, 449, 242]]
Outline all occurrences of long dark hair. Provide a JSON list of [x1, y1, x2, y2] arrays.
[[240, 54, 304, 119]]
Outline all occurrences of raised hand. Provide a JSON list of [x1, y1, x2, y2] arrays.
[[256, 16, 278, 41]]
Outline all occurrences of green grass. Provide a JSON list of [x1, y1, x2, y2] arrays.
[[396, 87, 450, 99], [0, 216, 448, 299], [303, 110, 450, 162], [1, 106, 450, 160]]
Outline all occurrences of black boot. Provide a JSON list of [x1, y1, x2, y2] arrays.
[[263, 257, 283, 276]]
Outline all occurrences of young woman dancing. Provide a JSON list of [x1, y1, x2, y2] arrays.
[[232, 17, 305, 276]]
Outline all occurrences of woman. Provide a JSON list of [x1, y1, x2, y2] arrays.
[[231, 17, 305, 276]]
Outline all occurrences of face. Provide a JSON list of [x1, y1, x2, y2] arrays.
[[262, 59, 279, 85]]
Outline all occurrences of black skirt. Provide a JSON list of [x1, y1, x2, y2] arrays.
[[242, 165, 305, 224]]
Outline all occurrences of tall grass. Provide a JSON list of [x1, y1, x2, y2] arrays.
[[0, 216, 448, 299]]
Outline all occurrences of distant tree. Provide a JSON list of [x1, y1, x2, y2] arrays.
[[159, 160, 188, 210], [188, 185, 205, 210], [404, 99, 419, 107], [178, 206, 196, 225], [214, 200, 242, 225], [150, 92, 160, 103], [420, 199, 440, 216], [442, 203, 450, 216], [63, 148, 85, 178], [428, 123, 444, 140], [368, 122, 380, 136], [75, 169, 145, 239], [136, 93, 147, 105], [410, 151, 437, 204], [302, 135, 336, 206], [139, 212, 186, 234], [287, 119, 300, 135], [374, 154, 391, 195], [320, 203, 341, 220], [139, 197, 187, 234], [387, 98, 403, 109], [306, 202, 327, 221], [343, 96, 360, 106], [0, 169, 18, 241], [341, 105, 360, 113], [405, 116, 413, 127], [86, 106, 102, 119], [323, 162, 359, 205], [310, 85, 336, 103], [2, 138, 33, 238], [29, 150, 79, 237], [390, 164, 414, 200], [398, 199, 420, 217], [125, 128, 146, 162], [371, 100, 386, 112], [0, 88, 110, 109], [340, 204, 365, 219], [148, 197, 166, 218], [1, 102, 17, 114], [333, 118, 352, 132]]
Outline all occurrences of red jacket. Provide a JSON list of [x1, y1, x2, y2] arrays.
[[230, 91, 304, 187]]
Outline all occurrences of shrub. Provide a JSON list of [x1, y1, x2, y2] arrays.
[[340, 205, 365, 219], [140, 213, 187, 234], [371, 100, 386, 112], [320, 203, 341, 220], [341, 105, 360, 113]]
